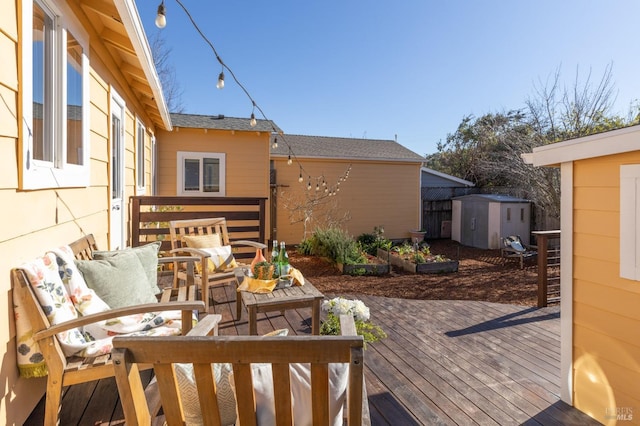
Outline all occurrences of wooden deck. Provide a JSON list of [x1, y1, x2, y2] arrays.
[[25, 286, 599, 425]]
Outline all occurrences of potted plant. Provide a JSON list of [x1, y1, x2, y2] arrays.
[[409, 229, 427, 243]]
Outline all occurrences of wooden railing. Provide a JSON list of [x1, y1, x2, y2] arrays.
[[532, 230, 561, 307], [129, 196, 267, 262]]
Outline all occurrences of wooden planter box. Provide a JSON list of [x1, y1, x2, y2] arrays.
[[337, 262, 390, 276], [377, 249, 459, 274]]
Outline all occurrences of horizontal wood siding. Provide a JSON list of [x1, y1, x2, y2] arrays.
[[156, 127, 270, 198], [273, 157, 421, 244], [572, 152, 640, 423], [0, 8, 157, 422]]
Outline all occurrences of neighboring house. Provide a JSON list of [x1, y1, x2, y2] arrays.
[[524, 124, 640, 425], [270, 134, 425, 243], [421, 166, 475, 239], [154, 113, 277, 235], [1, 0, 169, 422]]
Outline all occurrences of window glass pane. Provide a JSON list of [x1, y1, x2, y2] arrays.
[[111, 114, 122, 199], [203, 157, 220, 192], [32, 2, 52, 162], [184, 159, 200, 191], [66, 31, 83, 165], [137, 124, 145, 187]]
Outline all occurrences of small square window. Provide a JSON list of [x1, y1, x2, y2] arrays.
[[177, 152, 226, 196]]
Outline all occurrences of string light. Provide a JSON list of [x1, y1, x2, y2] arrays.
[[155, 0, 353, 198], [216, 70, 224, 89], [155, 0, 167, 28]]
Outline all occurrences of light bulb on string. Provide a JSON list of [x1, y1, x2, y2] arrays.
[[307, 179, 312, 190], [272, 136, 278, 149], [155, 1, 167, 28], [287, 155, 292, 165], [216, 70, 224, 89], [315, 183, 320, 191], [249, 101, 257, 127]]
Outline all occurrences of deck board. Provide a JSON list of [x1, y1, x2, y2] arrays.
[[24, 292, 600, 426]]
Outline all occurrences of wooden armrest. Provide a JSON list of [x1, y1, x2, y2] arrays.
[[231, 240, 268, 250], [186, 314, 222, 337], [158, 255, 200, 264], [169, 247, 211, 258], [339, 314, 358, 336], [34, 300, 205, 341]]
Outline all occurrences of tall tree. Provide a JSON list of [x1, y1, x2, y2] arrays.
[[427, 64, 637, 226]]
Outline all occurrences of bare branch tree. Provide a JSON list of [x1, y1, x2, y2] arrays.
[[150, 33, 184, 113]]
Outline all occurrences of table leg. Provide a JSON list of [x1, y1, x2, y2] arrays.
[[312, 299, 320, 335], [248, 306, 257, 335]]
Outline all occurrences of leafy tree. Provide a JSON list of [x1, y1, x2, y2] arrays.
[[427, 64, 639, 226]]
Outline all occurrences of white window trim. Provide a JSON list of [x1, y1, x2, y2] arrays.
[[176, 151, 226, 196], [21, 0, 90, 189], [620, 164, 640, 281], [136, 118, 146, 194]]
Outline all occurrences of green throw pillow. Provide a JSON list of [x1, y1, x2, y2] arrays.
[[93, 241, 162, 294], [75, 251, 158, 309]]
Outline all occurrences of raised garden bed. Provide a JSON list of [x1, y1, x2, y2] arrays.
[[377, 249, 459, 274], [337, 262, 390, 276]]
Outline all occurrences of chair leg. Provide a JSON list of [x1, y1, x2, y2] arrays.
[[45, 375, 63, 426], [236, 288, 242, 321]]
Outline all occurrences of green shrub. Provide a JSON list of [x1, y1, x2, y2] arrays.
[[308, 227, 365, 264], [356, 226, 392, 256]]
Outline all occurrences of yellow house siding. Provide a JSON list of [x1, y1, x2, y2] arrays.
[[572, 152, 640, 424], [273, 157, 421, 244], [156, 128, 270, 198], [0, 6, 158, 423]]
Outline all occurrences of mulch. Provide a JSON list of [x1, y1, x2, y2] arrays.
[[288, 239, 544, 306]]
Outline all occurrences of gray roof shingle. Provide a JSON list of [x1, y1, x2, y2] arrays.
[[170, 113, 280, 133], [270, 134, 425, 162]]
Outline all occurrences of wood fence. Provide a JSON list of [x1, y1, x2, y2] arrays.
[[129, 196, 267, 262]]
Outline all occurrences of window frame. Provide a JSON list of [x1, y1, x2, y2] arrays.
[[620, 164, 640, 281], [136, 118, 146, 194], [176, 151, 226, 197], [21, 0, 90, 189]]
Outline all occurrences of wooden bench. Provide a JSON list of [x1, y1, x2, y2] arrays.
[[11, 234, 210, 426], [113, 314, 370, 425]]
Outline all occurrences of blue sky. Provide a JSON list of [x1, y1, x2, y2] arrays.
[[135, 1, 640, 156]]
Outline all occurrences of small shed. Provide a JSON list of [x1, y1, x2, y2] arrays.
[[451, 194, 531, 249]]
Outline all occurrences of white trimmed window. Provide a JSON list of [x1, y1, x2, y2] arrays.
[[177, 152, 226, 196], [21, 0, 90, 189], [136, 119, 146, 194]]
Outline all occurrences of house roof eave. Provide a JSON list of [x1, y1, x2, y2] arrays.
[[528, 124, 640, 166], [113, 0, 172, 131]]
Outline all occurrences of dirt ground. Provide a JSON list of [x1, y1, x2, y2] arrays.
[[288, 239, 541, 306]]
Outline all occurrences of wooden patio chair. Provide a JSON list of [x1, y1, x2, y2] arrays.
[[500, 235, 537, 269], [11, 234, 209, 426], [113, 315, 369, 425], [168, 217, 267, 316]]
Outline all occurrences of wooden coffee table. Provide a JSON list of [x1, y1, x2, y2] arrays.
[[240, 280, 324, 335]]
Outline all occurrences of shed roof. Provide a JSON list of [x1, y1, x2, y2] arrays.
[[170, 113, 280, 133], [452, 194, 530, 203], [421, 166, 474, 187], [270, 134, 425, 163], [523, 123, 640, 166]]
